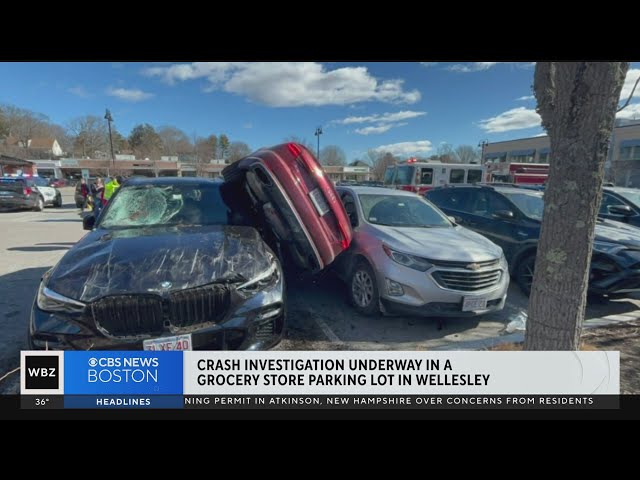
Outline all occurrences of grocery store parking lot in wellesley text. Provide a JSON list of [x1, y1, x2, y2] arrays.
[[2, 187, 640, 393]]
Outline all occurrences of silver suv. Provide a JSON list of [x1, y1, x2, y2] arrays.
[[334, 187, 509, 317]]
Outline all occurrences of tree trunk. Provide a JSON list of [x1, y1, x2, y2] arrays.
[[525, 62, 629, 350]]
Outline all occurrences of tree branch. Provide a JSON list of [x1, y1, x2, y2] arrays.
[[617, 74, 640, 112]]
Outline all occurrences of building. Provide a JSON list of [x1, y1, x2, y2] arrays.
[[5, 137, 64, 157], [324, 161, 371, 183], [481, 122, 640, 187]]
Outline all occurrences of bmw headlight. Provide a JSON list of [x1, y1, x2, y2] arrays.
[[237, 262, 279, 298], [382, 245, 433, 272], [36, 283, 86, 313]]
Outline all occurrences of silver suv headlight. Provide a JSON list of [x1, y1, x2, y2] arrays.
[[37, 283, 86, 313], [382, 244, 433, 272]]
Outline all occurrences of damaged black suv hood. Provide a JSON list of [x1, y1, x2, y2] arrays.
[[47, 225, 274, 302]]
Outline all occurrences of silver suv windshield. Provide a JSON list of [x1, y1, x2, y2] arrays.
[[358, 193, 451, 228]]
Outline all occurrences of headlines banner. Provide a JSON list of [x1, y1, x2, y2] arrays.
[[20, 350, 620, 409]]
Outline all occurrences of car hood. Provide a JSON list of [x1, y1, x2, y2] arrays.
[[370, 224, 502, 262], [47, 225, 274, 302], [595, 218, 640, 247]]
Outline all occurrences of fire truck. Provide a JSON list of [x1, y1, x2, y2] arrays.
[[383, 159, 486, 194], [486, 162, 549, 185]]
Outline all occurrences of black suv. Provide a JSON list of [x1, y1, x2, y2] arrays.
[[426, 184, 640, 297], [0, 177, 47, 211], [599, 187, 640, 227]]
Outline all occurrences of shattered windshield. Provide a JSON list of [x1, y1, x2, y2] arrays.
[[99, 183, 232, 229]]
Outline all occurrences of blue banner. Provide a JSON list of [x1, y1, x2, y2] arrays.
[[64, 351, 183, 395]]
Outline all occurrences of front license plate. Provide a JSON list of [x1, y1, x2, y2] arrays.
[[143, 334, 192, 351], [309, 188, 330, 216], [462, 296, 488, 312]]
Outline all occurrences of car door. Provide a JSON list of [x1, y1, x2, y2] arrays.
[[459, 189, 523, 260]]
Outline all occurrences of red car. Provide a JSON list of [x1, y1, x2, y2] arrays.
[[48, 178, 67, 188], [223, 143, 352, 272]]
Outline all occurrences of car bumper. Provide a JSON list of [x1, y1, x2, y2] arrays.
[[373, 255, 509, 317], [29, 269, 286, 351], [0, 197, 34, 210]]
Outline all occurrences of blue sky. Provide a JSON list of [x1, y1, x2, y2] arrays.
[[1, 62, 639, 161]]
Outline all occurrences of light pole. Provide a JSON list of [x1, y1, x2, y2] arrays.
[[314, 126, 323, 160], [478, 139, 489, 164], [105, 109, 115, 169]]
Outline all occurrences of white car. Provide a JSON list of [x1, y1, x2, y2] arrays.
[[32, 176, 63, 207]]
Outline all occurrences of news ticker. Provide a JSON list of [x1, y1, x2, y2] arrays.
[[20, 350, 620, 409]]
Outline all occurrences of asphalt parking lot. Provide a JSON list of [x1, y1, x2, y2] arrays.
[[1, 187, 639, 392]]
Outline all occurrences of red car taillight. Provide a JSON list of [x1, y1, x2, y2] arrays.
[[24, 187, 32, 195]]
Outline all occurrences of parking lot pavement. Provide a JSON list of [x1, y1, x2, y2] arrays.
[[1, 185, 639, 392]]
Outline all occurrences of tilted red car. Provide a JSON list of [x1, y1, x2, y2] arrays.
[[223, 143, 352, 272]]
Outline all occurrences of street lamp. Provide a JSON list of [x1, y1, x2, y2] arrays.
[[105, 109, 115, 168], [314, 126, 323, 160], [478, 139, 489, 164]]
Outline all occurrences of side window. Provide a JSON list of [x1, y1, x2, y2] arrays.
[[599, 193, 623, 214], [419, 168, 433, 185], [341, 192, 358, 226], [383, 167, 395, 185], [467, 169, 483, 184], [429, 189, 471, 212], [469, 190, 490, 216], [487, 192, 514, 216], [449, 169, 465, 184]]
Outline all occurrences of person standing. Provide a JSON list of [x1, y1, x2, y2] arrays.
[[79, 178, 89, 211], [103, 175, 122, 203], [92, 178, 105, 217]]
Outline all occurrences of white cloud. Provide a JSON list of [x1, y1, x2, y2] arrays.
[[447, 62, 499, 73], [356, 125, 394, 135], [620, 69, 640, 101], [534, 133, 548, 137], [106, 87, 154, 102], [243, 122, 253, 129], [144, 62, 420, 107], [616, 103, 640, 120], [335, 110, 426, 125], [68, 85, 91, 98], [516, 95, 535, 101], [373, 140, 433, 156], [478, 107, 541, 133], [420, 62, 437, 67]]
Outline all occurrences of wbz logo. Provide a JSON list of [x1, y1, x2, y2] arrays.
[[25, 355, 59, 390]]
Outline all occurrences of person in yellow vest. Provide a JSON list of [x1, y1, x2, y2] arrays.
[[103, 176, 123, 203]]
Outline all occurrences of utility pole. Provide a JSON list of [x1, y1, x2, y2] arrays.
[[478, 139, 489, 164], [105, 109, 115, 169], [314, 126, 323, 160]]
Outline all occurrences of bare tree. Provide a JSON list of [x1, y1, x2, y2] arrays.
[[158, 126, 192, 157], [1, 105, 50, 157], [228, 141, 252, 163], [437, 142, 459, 163], [525, 62, 629, 351], [455, 145, 480, 164], [320, 145, 347, 166], [367, 150, 397, 181], [67, 115, 108, 158]]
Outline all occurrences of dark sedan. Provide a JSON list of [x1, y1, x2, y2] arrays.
[[29, 177, 285, 351], [427, 184, 640, 298]]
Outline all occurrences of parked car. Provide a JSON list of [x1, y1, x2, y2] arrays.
[[333, 186, 509, 316], [0, 176, 61, 210], [74, 179, 98, 207], [48, 178, 67, 188], [426, 184, 640, 297], [222, 143, 352, 272], [599, 187, 640, 227], [29, 177, 285, 351]]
